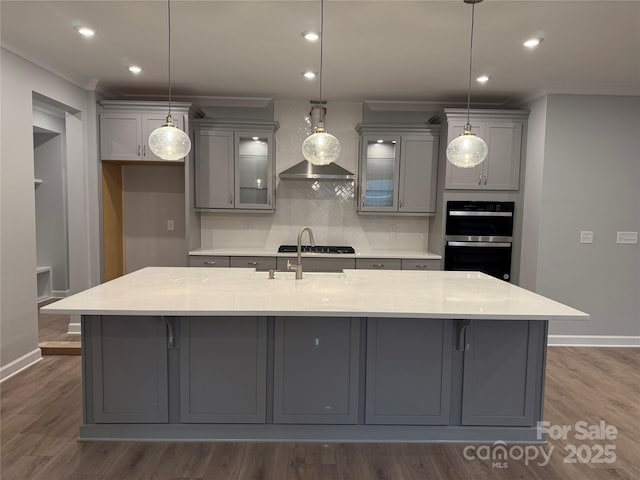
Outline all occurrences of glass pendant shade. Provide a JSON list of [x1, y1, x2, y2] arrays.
[[149, 119, 191, 161], [302, 123, 341, 165], [446, 129, 488, 168]]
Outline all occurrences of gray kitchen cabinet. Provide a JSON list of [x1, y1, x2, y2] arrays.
[[461, 320, 545, 426], [86, 315, 168, 423], [194, 121, 278, 211], [100, 111, 185, 162], [356, 125, 439, 215], [230, 256, 277, 271], [276, 257, 355, 272], [355, 258, 401, 270], [366, 318, 452, 425], [435, 109, 528, 191], [273, 317, 360, 424], [401, 259, 441, 270], [180, 316, 267, 423], [188, 255, 230, 267]]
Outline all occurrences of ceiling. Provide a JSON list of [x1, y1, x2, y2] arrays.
[[2, 1, 639, 105]]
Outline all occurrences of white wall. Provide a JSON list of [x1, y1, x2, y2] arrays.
[[200, 100, 429, 252], [0, 48, 99, 377], [521, 94, 640, 339]]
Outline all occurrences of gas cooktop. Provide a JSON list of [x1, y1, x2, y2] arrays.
[[278, 245, 355, 254]]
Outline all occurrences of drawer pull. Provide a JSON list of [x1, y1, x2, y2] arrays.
[[203, 261, 216, 265], [372, 263, 384, 268], [247, 262, 258, 266], [415, 264, 427, 269]]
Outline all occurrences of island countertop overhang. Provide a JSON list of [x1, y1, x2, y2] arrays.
[[42, 267, 589, 321]]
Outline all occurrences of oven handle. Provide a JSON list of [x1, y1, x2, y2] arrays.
[[447, 241, 512, 248], [448, 211, 513, 217], [445, 235, 513, 242]]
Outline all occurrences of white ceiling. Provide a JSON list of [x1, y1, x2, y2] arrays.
[[2, 1, 639, 105]]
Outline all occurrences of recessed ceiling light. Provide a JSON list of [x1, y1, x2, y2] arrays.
[[76, 26, 95, 38], [523, 37, 543, 49], [252, 136, 260, 141], [303, 71, 317, 79], [302, 31, 320, 42], [128, 65, 142, 74], [391, 140, 397, 144], [376, 139, 384, 144], [476, 75, 490, 83]]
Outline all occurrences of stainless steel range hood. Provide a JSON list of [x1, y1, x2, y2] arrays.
[[279, 160, 356, 181]]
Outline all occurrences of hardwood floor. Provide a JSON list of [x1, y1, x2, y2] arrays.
[[1, 347, 638, 479]]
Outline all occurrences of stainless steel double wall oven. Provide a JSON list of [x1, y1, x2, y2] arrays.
[[444, 201, 514, 281]]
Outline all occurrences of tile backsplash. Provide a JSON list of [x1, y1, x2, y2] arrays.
[[200, 100, 429, 252]]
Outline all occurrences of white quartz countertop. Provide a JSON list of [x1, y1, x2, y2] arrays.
[[189, 247, 441, 260], [42, 267, 588, 321]]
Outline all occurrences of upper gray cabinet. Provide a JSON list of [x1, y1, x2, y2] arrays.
[[356, 125, 440, 215], [436, 109, 528, 191], [99, 101, 198, 163], [194, 121, 278, 211]]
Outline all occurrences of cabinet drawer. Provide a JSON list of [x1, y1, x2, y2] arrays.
[[356, 258, 401, 270], [230, 256, 277, 271], [188, 256, 230, 268], [401, 259, 441, 270], [276, 257, 355, 272]]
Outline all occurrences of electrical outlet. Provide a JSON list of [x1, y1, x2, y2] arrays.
[[244, 222, 251, 231], [167, 220, 174, 231], [390, 224, 398, 234], [616, 231, 638, 244], [580, 231, 593, 244]]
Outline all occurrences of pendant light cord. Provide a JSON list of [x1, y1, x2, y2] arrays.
[[167, 0, 173, 119], [319, 0, 325, 124], [466, 1, 475, 127]]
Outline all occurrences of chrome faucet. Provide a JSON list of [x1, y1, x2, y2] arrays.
[[287, 226, 315, 279]]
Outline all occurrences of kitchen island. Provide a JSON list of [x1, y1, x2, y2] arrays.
[[42, 267, 587, 443]]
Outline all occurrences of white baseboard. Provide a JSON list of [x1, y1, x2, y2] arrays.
[[52, 289, 70, 298], [0, 348, 42, 382], [548, 335, 640, 347], [67, 322, 81, 334]]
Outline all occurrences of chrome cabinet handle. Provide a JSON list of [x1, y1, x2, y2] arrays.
[[143, 144, 146, 157], [457, 323, 469, 351], [399, 198, 404, 208], [203, 261, 216, 265], [415, 264, 427, 269], [138, 144, 141, 157], [484, 174, 488, 186], [166, 318, 176, 349], [372, 263, 384, 268], [478, 173, 482, 186], [247, 262, 258, 266], [229, 194, 233, 204], [361, 194, 365, 207]]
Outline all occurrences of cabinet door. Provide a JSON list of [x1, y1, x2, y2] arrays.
[[141, 114, 185, 162], [235, 132, 274, 210], [401, 259, 441, 270], [366, 318, 452, 425], [461, 320, 544, 426], [273, 317, 360, 424], [194, 129, 234, 209], [230, 256, 277, 271], [359, 135, 401, 212], [188, 255, 230, 267], [88, 316, 168, 423], [444, 122, 485, 190], [483, 122, 522, 190], [180, 317, 267, 423], [399, 135, 439, 213], [355, 258, 401, 270], [100, 113, 142, 161]]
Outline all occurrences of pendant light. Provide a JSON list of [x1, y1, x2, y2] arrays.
[[148, 0, 191, 161], [301, 0, 341, 166], [446, 0, 488, 168]]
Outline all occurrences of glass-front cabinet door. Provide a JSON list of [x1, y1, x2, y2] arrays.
[[359, 135, 401, 212], [234, 132, 274, 209]]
